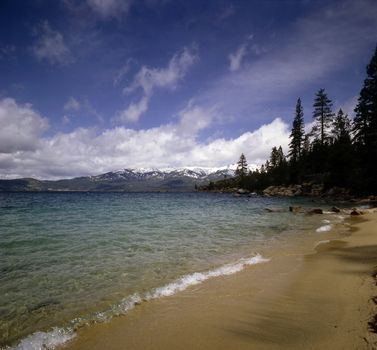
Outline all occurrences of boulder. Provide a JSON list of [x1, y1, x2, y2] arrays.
[[289, 206, 302, 213], [350, 209, 363, 216], [307, 208, 323, 214], [331, 206, 341, 213], [237, 188, 249, 194]]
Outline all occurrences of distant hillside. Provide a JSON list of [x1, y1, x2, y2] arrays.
[[0, 166, 239, 192]]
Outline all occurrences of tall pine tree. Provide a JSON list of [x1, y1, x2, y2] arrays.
[[289, 98, 305, 163], [311, 88, 334, 145], [332, 109, 351, 142], [235, 153, 248, 179], [354, 45, 377, 147], [353, 45, 377, 193]]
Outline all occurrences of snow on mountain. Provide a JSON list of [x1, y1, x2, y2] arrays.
[[91, 165, 243, 182]]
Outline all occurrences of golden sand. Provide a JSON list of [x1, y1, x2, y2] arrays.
[[62, 213, 377, 350]]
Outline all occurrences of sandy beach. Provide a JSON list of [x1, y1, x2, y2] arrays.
[[59, 212, 377, 350]]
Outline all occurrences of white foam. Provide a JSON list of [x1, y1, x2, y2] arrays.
[[322, 219, 331, 224], [314, 239, 331, 248], [111, 293, 142, 316], [146, 254, 269, 299], [7, 255, 268, 350], [316, 224, 332, 233], [8, 328, 75, 350]]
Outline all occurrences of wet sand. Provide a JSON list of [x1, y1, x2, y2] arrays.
[[62, 213, 377, 350]]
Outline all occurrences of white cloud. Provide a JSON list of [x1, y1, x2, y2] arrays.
[[117, 96, 148, 123], [117, 46, 199, 123], [64, 97, 81, 111], [86, 0, 132, 19], [0, 98, 48, 154], [228, 44, 247, 72], [32, 21, 73, 65], [0, 98, 289, 179], [125, 46, 199, 95]]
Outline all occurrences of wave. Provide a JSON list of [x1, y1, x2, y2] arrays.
[[316, 224, 333, 233], [5, 254, 269, 350], [146, 254, 269, 299], [6, 328, 75, 350]]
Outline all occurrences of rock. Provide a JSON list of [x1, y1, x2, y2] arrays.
[[307, 208, 323, 214], [350, 209, 363, 216], [265, 207, 284, 213], [233, 193, 241, 197], [310, 184, 324, 197], [331, 206, 341, 213], [237, 188, 249, 194], [263, 186, 277, 196], [289, 206, 302, 213]]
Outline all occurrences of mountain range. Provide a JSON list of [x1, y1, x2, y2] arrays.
[[0, 166, 240, 192]]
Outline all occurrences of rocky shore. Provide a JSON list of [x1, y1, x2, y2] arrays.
[[262, 183, 350, 198]]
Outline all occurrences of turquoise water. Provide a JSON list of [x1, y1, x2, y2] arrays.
[[0, 192, 326, 348]]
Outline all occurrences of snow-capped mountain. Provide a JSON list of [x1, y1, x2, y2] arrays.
[[91, 165, 238, 182], [0, 165, 255, 192]]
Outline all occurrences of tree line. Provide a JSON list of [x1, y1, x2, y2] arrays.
[[204, 45, 377, 195]]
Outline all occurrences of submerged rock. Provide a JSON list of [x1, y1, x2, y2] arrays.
[[307, 208, 323, 214], [289, 206, 302, 213], [331, 206, 341, 213]]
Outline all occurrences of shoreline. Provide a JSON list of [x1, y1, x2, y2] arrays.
[[58, 211, 377, 350]]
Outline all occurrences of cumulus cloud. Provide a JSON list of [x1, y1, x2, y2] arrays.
[[0, 98, 48, 154], [32, 21, 73, 65], [64, 97, 81, 111], [117, 46, 199, 123], [87, 0, 132, 19], [0, 98, 289, 179]]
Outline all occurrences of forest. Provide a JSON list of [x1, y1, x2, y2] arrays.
[[202, 46, 377, 195]]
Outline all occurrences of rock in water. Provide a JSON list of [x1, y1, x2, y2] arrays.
[[289, 206, 302, 213], [307, 208, 323, 214], [331, 206, 341, 213]]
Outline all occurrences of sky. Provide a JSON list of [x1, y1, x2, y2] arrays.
[[0, 0, 376, 179]]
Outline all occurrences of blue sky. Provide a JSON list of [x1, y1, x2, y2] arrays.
[[0, 0, 376, 179]]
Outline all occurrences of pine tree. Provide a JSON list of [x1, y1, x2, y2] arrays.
[[354, 45, 377, 147], [312, 88, 334, 145], [235, 153, 248, 179], [277, 146, 285, 165], [269, 147, 279, 168], [301, 135, 310, 155], [332, 109, 351, 142], [289, 98, 305, 163], [353, 45, 377, 193]]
